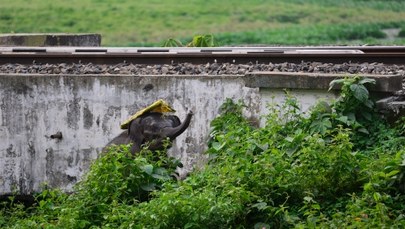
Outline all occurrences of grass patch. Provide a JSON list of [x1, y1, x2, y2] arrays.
[[1, 0, 405, 46], [215, 22, 404, 46]]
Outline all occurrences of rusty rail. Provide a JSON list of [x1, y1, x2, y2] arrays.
[[0, 46, 405, 65]]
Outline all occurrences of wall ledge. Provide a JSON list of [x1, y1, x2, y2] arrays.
[[244, 72, 402, 93], [1, 72, 401, 93]]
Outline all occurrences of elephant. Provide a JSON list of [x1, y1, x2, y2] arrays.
[[105, 110, 193, 155]]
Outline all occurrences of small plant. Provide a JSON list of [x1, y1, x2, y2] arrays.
[[305, 76, 382, 150], [187, 34, 217, 47], [161, 38, 183, 47], [161, 34, 219, 47], [329, 76, 376, 123]]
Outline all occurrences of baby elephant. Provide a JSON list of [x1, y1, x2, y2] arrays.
[[106, 111, 193, 155]]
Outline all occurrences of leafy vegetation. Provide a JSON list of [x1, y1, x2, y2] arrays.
[[2, 77, 405, 228], [162, 34, 219, 47], [1, 0, 405, 46]]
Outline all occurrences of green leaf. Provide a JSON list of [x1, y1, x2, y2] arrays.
[[202, 34, 215, 46], [151, 168, 170, 180], [252, 202, 268, 210], [140, 164, 154, 175], [357, 127, 369, 135], [151, 173, 169, 180], [401, 158, 405, 167], [140, 182, 156, 191], [255, 143, 269, 151], [386, 170, 400, 178], [188, 34, 217, 47], [347, 112, 356, 122], [336, 115, 349, 125], [285, 136, 294, 142], [364, 182, 373, 192], [303, 196, 314, 203], [350, 84, 369, 102], [310, 118, 332, 135], [361, 111, 372, 121], [322, 119, 332, 127], [364, 100, 374, 109], [359, 78, 376, 85], [329, 78, 345, 91], [161, 38, 183, 47], [153, 167, 167, 175], [312, 203, 321, 210], [185, 223, 198, 229], [373, 192, 381, 202], [212, 142, 225, 151]]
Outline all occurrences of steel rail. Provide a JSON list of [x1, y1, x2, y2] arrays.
[[1, 46, 405, 65]]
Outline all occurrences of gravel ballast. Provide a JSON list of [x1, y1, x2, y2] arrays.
[[0, 62, 404, 76]]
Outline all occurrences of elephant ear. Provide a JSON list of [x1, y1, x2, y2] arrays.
[[166, 115, 181, 127], [120, 99, 175, 129]]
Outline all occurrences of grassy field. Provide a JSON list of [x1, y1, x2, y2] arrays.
[[1, 0, 405, 46]]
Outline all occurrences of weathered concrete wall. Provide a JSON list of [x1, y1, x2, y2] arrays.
[[0, 73, 401, 195], [0, 74, 262, 195]]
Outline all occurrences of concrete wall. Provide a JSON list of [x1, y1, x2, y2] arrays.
[[0, 74, 261, 195], [0, 33, 101, 46], [0, 73, 401, 195]]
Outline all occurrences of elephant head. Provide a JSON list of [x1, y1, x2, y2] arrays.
[[105, 111, 193, 155]]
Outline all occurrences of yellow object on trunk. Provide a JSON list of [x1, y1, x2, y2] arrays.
[[120, 99, 175, 129]]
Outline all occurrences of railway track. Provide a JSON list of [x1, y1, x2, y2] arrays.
[[1, 46, 405, 65]]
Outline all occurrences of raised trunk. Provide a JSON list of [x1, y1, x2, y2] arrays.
[[163, 112, 193, 140]]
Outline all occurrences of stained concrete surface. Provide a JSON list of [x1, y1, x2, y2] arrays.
[[0, 73, 400, 195], [0, 33, 101, 46], [0, 74, 259, 195]]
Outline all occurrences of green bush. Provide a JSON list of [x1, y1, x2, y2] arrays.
[[162, 34, 219, 47]]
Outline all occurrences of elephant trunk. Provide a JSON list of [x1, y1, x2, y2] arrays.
[[165, 111, 193, 140]]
